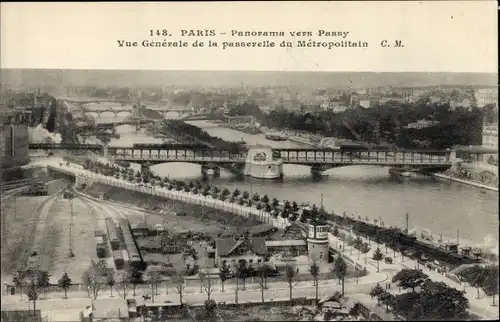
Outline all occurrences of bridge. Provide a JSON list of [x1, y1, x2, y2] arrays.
[[101, 147, 455, 171], [28, 143, 481, 172], [28, 143, 497, 170]]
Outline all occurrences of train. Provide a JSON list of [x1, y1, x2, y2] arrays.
[[106, 218, 120, 250], [133, 143, 209, 150], [120, 219, 142, 267], [63, 190, 74, 199], [94, 230, 107, 258], [21, 183, 48, 196], [112, 250, 125, 269]]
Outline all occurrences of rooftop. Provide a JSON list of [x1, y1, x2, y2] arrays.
[[215, 237, 267, 256], [265, 240, 306, 247]]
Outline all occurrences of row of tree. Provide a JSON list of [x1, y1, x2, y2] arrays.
[[83, 160, 318, 224]]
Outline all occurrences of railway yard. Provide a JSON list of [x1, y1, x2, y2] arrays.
[[1, 178, 272, 288]]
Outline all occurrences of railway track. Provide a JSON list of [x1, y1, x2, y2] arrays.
[[1, 177, 51, 192], [76, 195, 104, 231], [20, 185, 68, 271]]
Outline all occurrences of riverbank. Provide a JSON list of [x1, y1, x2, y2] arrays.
[[432, 173, 498, 192]]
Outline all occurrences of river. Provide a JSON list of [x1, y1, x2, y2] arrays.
[[81, 107, 499, 253]]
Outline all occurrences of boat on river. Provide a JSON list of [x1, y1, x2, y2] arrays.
[[265, 132, 287, 141]]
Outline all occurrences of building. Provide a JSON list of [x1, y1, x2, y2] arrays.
[[214, 236, 267, 268], [90, 298, 129, 321], [475, 88, 498, 108], [265, 240, 307, 257], [482, 124, 498, 149], [0, 123, 30, 170], [404, 120, 440, 130], [450, 98, 472, 110], [223, 115, 256, 126], [307, 222, 330, 263]]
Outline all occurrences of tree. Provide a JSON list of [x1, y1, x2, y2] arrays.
[[172, 273, 186, 305], [16, 268, 51, 313], [147, 269, 161, 303], [354, 236, 363, 250], [257, 264, 273, 303], [261, 194, 269, 204], [372, 247, 384, 272], [236, 261, 248, 290], [369, 284, 385, 304], [82, 264, 102, 300], [106, 273, 115, 297], [129, 268, 143, 296], [482, 266, 499, 306], [202, 299, 218, 322], [252, 193, 260, 202], [392, 268, 429, 292], [232, 188, 241, 197], [379, 291, 395, 311], [466, 265, 489, 300], [285, 264, 299, 301], [331, 255, 347, 295], [309, 261, 321, 303], [242, 190, 249, 199], [219, 262, 231, 292], [360, 243, 370, 264], [415, 279, 469, 320], [57, 272, 72, 299], [114, 271, 130, 299], [200, 272, 215, 301], [399, 244, 408, 262], [183, 246, 198, 261], [271, 198, 279, 209]]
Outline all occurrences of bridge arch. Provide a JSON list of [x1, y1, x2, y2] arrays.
[[99, 111, 117, 118], [116, 111, 132, 117], [85, 111, 99, 119]]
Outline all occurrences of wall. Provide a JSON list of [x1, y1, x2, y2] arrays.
[[218, 254, 264, 268]]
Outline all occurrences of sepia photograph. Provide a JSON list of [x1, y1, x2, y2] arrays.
[[0, 1, 498, 322]]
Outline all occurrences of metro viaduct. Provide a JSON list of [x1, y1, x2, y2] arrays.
[[28, 143, 467, 175]]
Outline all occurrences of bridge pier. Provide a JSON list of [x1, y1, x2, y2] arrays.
[[310, 164, 332, 175]]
